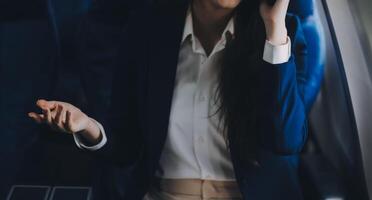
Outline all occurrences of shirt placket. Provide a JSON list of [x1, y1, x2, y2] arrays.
[[192, 50, 210, 179]]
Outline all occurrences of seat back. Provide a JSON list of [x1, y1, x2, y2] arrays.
[[47, 0, 92, 104], [0, 0, 58, 152], [0, 1, 58, 198]]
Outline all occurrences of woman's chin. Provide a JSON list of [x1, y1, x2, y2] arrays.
[[213, 0, 241, 9]]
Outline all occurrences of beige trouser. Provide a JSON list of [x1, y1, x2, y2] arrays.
[[143, 178, 243, 200]]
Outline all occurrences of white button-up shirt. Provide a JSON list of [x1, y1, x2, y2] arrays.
[[74, 9, 291, 181], [156, 10, 237, 180]]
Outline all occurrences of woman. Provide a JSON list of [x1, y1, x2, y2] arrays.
[[29, 0, 308, 199]]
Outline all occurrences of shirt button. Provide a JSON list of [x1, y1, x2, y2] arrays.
[[199, 95, 206, 101]]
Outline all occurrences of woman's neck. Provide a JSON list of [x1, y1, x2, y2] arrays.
[[192, 0, 235, 55]]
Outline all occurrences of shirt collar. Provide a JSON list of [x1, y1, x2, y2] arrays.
[[181, 8, 235, 44]]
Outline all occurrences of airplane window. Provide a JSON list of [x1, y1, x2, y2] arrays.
[[349, 0, 372, 61], [307, 0, 372, 199]]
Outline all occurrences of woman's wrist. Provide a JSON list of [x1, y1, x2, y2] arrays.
[[264, 21, 287, 45], [78, 118, 102, 145]]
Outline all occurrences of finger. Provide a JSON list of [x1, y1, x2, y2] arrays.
[[60, 107, 67, 124], [28, 112, 45, 124], [57, 106, 67, 129], [50, 107, 63, 132], [36, 99, 58, 111], [53, 105, 63, 125], [42, 108, 53, 125], [51, 105, 65, 132], [64, 110, 73, 133]]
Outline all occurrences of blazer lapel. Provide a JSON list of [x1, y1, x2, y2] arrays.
[[146, 1, 189, 157]]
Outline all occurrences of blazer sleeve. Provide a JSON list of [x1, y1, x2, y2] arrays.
[[258, 14, 308, 155]]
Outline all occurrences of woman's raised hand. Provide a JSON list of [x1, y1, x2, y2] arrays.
[[260, 0, 290, 45], [29, 99, 102, 144]]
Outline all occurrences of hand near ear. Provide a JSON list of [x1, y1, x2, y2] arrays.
[[260, 0, 290, 45], [29, 99, 102, 144]]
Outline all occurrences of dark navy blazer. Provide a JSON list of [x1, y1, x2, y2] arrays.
[[93, 1, 308, 199]]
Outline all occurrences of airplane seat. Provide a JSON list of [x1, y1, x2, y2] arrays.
[[0, 0, 59, 198], [74, 0, 129, 124], [39, 0, 98, 188], [47, 0, 92, 106], [0, 0, 104, 196]]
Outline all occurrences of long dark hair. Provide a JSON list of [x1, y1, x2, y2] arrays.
[[215, 0, 267, 163]]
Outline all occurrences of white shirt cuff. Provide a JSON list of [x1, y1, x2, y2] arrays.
[[73, 118, 107, 151], [263, 36, 291, 64]]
